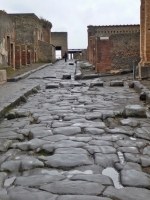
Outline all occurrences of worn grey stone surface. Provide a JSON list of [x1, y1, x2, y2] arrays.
[[103, 186, 150, 200], [0, 60, 150, 199], [40, 180, 105, 195]]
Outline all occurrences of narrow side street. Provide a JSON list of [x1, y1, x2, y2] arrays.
[[0, 60, 150, 200]]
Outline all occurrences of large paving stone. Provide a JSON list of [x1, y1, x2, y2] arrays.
[[105, 127, 134, 136], [53, 127, 81, 136], [84, 128, 105, 135], [73, 164, 104, 174], [14, 174, 65, 187], [89, 140, 113, 146], [120, 118, 139, 127], [0, 131, 24, 140], [7, 186, 56, 200], [40, 180, 105, 195], [55, 147, 88, 154], [95, 153, 119, 168], [42, 135, 68, 142], [135, 128, 150, 140], [70, 174, 113, 186], [121, 169, 150, 188], [117, 147, 139, 154], [72, 122, 106, 128], [122, 105, 147, 118], [11, 138, 49, 150], [57, 196, 112, 200], [1, 156, 44, 172], [40, 154, 93, 168], [115, 162, 142, 172], [103, 186, 150, 200], [143, 146, 150, 156]]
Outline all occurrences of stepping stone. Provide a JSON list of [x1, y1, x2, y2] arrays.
[[40, 154, 93, 168], [103, 186, 150, 200], [40, 180, 105, 195], [90, 82, 104, 87], [46, 83, 59, 89], [122, 105, 147, 118], [82, 74, 99, 80], [62, 74, 71, 79], [121, 169, 150, 188], [110, 80, 124, 86]]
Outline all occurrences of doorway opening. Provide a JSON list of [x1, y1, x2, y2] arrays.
[[55, 46, 62, 59]]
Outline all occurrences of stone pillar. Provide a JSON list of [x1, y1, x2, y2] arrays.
[[139, 0, 150, 78], [15, 45, 21, 68]]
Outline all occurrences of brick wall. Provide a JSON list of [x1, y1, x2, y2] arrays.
[[88, 25, 140, 72], [51, 32, 68, 56]]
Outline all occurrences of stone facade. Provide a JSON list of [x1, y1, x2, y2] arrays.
[[139, 0, 150, 78], [51, 32, 68, 58], [88, 25, 140, 72], [0, 10, 15, 68], [0, 11, 56, 69], [9, 13, 55, 67]]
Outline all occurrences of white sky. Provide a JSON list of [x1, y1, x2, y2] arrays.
[[1, 0, 140, 49]]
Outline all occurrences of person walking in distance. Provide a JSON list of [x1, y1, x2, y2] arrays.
[[64, 51, 67, 62]]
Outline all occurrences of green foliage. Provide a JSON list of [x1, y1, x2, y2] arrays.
[[39, 17, 52, 28]]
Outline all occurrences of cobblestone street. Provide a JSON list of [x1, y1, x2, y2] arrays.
[[0, 60, 150, 200]]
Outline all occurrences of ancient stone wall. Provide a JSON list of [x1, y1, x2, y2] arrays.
[[51, 32, 68, 57], [0, 10, 15, 68], [38, 41, 55, 63], [88, 25, 140, 72]]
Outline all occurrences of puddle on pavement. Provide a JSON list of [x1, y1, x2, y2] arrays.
[[102, 167, 123, 189], [4, 176, 16, 187]]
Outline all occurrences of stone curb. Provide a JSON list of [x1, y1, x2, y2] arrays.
[[7, 63, 52, 82], [0, 84, 40, 120], [129, 80, 150, 103]]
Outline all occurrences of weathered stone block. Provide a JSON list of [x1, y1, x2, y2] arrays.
[[122, 105, 147, 118]]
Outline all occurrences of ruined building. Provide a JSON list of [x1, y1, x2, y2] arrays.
[[51, 32, 68, 58], [0, 11, 15, 68], [0, 11, 55, 69], [139, 0, 150, 78], [88, 25, 140, 72]]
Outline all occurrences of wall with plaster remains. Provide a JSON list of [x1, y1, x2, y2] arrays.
[[0, 10, 15, 67], [88, 25, 140, 72]]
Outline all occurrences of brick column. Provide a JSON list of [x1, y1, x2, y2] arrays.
[[139, 0, 150, 78], [15, 45, 21, 68], [21, 45, 27, 66], [140, 0, 145, 63]]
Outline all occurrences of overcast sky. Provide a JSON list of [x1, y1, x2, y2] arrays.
[[1, 0, 140, 49]]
